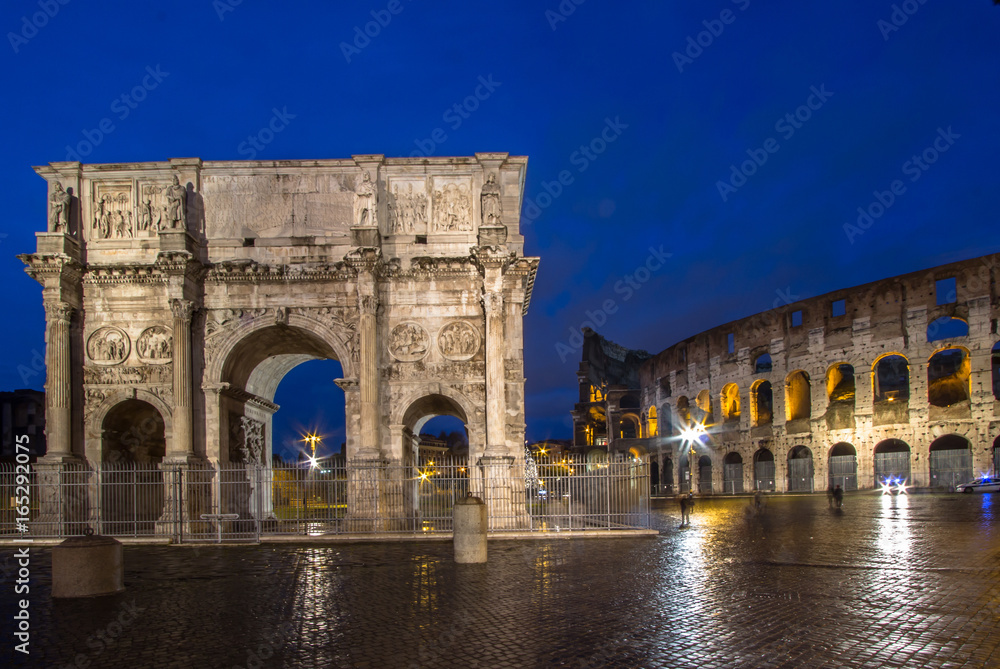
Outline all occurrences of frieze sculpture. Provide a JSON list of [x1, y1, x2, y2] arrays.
[[389, 184, 428, 234], [240, 416, 265, 465], [388, 323, 430, 362], [432, 183, 473, 232], [87, 327, 131, 365], [138, 184, 163, 232], [93, 191, 133, 240], [354, 171, 377, 227], [84, 365, 172, 385], [48, 181, 72, 233], [438, 321, 481, 361], [164, 175, 187, 229], [480, 173, 502, 226], [136, 326, 172, 363]]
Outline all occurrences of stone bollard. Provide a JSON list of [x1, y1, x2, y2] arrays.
[[52, 528, 125, 598], [453, 492, 487, 564]]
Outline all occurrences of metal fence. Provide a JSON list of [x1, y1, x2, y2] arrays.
[[0, 454, 650, 542]]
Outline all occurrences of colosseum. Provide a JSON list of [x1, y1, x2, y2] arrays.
[[572, 252, 1000, 494]]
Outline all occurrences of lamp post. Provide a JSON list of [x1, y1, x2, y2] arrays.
[[600, 378, 613, 459]]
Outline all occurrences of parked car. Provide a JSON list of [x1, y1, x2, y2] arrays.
[[956, 477, 1000, 493]]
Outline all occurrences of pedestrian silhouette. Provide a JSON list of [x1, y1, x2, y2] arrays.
[[833, 484, 844, 509], [679, 493, 693, 526], [827, 484, 834, 508]]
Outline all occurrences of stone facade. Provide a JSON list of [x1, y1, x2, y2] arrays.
[[19, 154, 538, 526], [575, 253, 1000, 493]]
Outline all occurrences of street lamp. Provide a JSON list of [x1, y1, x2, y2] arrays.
[[679, 422, 707, 493], [301, 431, 322, 469]]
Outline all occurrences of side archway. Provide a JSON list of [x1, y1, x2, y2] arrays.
[[723, 452, 743, 494], [753, 448, 775, 491], [787, 445, 813, 492], [828, 442, 857, 490], [928, 434, 972, 489]]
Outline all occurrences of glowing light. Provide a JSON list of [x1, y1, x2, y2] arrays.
[[896, 479, 908, 495], [679, 422, 708, 446], [307, 455, 319, 469], [880, 479, 894, 495]]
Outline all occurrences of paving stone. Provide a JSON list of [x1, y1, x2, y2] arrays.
[[2, 492, 1000, 667]]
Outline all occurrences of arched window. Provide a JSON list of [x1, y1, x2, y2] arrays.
[[993, 342, 1000, 400], [695, 389, 713, 424], [927, 317, 969, 343], [647, 406, 658, 437], [928, 347, 970, 407], [676, 396, 691, 426], [721, 383, 741, 422], [754, 353, 772, 374], [826, 363, 855, 404], [619, 414, 640, 439], [751, 380, 773, 426], [873, 354, 909, 403], [785, 371, 811, 421]]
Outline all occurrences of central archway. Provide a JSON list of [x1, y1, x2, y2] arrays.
[[754, 448, 775, 491], [723, 452, 743, 494], [874, 439, 910, 484], [787, 445, 813, 492], [828, 442, 857, 490]]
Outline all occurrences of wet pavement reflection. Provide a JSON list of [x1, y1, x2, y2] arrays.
[[3, 492, 1000, 668]]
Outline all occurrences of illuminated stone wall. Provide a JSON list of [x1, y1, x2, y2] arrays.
[[633, 254, 1000, 492]]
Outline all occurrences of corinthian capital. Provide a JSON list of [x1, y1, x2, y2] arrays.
[[44, 301, 74, 324], [170, 298, 195, 322]]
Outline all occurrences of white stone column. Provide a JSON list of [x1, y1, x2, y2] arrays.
[[43, 300, 74, 459], [169, 299, 195, 459], [358, 293, 379, 456], [483, 288, 506, 453]]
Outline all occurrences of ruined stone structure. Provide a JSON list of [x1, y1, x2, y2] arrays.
[[20, 154, 538, 527], [574, 254, 1000, 493]]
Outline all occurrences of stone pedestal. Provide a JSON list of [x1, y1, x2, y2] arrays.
[[476, 455, 528, 530], [52, 530, 124, 598], [35, 231, 81, 257], [155, 457, 209, 538], [453, 494, 487, 563], [34, 459, 88, 536], [158, 228, 197, 253], [346, 458, 386, 533]]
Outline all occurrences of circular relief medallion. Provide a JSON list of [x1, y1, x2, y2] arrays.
[[388, 322, 430, 362], [87, 326, 131, 365], [136, 325, 173, 364], [438, 321, 481, 361]]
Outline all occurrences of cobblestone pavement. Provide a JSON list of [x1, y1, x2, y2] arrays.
[[3, 492, 1000, 668]]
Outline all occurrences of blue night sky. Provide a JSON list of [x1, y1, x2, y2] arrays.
[[2, 1, 998, 459]]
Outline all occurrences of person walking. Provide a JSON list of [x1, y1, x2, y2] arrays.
[[827, 484, 834, 508], [833, 484, 844, 509], [679, 493, 692, 527]]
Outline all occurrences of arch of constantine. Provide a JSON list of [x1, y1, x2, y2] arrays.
[[20, 154, 539, 530], [574, 253, 1000, 493]]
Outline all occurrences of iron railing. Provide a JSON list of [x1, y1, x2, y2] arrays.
[[0, 454, 650, 542]]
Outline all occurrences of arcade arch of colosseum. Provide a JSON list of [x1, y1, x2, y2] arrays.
[[574, 253, 1000, 493], [21, 154, 538, 526]]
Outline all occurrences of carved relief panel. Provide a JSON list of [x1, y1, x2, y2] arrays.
[[388, 322, 430, 362], [386, 179, 429, 235], [91, 182, 134, 240], [87, 327, 131, 365], [438, 321, 481, 361], [137, 182, 166, 233], [431, 177, 474, 232], [136, 326, 172, 364]]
